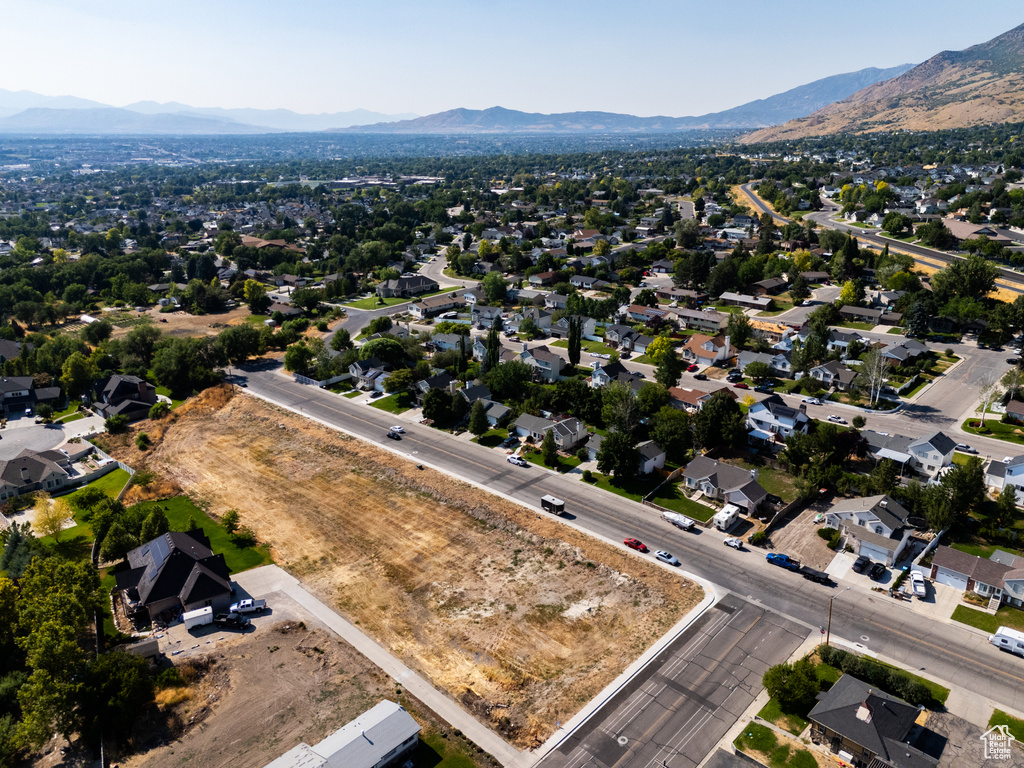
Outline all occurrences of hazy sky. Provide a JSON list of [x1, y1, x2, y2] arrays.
[[4, 0, 1022, 116]]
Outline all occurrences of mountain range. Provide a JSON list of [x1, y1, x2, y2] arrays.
[[742, 22, 1024, 142], [0, 64, 912, 136]]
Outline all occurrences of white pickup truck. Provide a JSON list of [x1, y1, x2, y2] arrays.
[[910, 571, 927, 599], [229, 598, 267, 614]]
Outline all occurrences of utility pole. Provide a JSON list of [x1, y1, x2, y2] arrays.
[[826, 586, 851, 647]]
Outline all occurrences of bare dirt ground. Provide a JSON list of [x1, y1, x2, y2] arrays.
[[114, 622, 493, 768], [768, 501, 836, 570], [106, 305, 254, 340], [109, 386, 702, 748]]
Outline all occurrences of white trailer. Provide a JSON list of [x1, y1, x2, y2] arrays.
[[990, 626, 1024, 657], [713, 504, 741, 532], [183, 606, 213, 631], [662, 511, 695, 531]]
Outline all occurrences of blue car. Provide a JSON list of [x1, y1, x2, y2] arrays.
[[766, 552, 801, 571]]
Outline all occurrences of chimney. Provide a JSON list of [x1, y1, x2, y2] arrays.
[[448, 380, 458, 395], [856, 700, 873, 723], [522, 342, 528, 353]]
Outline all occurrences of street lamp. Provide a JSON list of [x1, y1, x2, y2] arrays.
[[825, 586, 852, 647]]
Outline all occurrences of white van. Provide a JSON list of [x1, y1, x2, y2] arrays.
[[989, 626, 1024, 657]]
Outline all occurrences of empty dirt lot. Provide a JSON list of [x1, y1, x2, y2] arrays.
[[113, 387, 702, 748]]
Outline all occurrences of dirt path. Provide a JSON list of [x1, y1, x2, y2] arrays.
[[114, 387, 702, 748]]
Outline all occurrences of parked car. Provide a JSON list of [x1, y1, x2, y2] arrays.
[[624, 538, 649, 553], [507, 455, 529, 467], [694, 373, 708, 381], [766, 552, 801, 571], [852, 555, 871, 573], [733, 382, 749, 389], [687, 364, 700, 372], [911, 571, 927, 598], [389, 426, 405, 433], [1008, 358, 1020, 365], [386, 431, 402, 440], [869, 562, 887, 581], [229, 598, 267, 614], [370, 390, 384, 399], [802, 397, 823, 405], [753, 384, 774, 393], [213, 612, 251, 630], [723, 537, 743, 550], [826, 414, 846, 424], [801, 300, 813, 306], [654, 550, 680, 566], [500, 436, 520, 449], [955, 443, 978, 454]]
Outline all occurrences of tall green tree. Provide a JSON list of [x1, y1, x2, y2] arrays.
[[468, 399, 489, 436], [541, 429, 558, 466], [596, 430, 640, 479], [567, 315, 583, 368], [693, 390, 746, 450]]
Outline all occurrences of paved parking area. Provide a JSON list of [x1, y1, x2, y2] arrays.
[[0, 412, 105, 461]]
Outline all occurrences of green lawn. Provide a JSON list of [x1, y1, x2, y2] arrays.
[[343, 390, 362, 399], [551, 338, 616, 356], [59, 412, 85, 423], [369, 391, 416, 414], [244, 314, 270, 325], [953, 604, 1024, 634], [522, 447, 582, 473], [131, 496, 272, 574], [628, 354, 654, 365], [154, 386, 187, 409], [729, 460, 798, 503], [733, 723, 817, 768], [961, 418, 1024, 445], [65, 468, 133, 511], [52, 401, 82, 419], [584, 472, 716, 520], [951, 541, 1023, 559], [818, 659, 948, 706], [757, 697, 808, 736], [711, 304, 745, 315], [343, 295, 409, 310], [990, 709, 1024, 745], [837, 320, 877, 331], [471, 428, 508, 448]]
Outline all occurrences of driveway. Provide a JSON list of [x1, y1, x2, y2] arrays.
[[0, 412, 105, 461]]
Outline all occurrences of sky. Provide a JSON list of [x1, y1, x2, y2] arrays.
[[4, 0, 1023, 117]]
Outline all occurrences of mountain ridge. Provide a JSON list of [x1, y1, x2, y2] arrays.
[[742, 22, 1024, 142]]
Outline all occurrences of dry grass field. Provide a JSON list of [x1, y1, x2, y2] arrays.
[[111, 387, 702, 748]]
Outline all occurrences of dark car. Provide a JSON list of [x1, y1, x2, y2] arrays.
[[754, 384, 774, 393], [852, 555, 871, 574], [1007, 358, 1020, 365], [869, 562, 887, 581], [213, 612, 250, 629], [694, 373, 708, 381], [386, 431, 402, 440]]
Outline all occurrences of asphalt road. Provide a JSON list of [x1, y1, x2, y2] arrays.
[[239, 364, 1024, 717], [537, 595, 805, 768]]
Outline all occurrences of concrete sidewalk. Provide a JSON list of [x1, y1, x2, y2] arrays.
[[234, 565, 522, 767]]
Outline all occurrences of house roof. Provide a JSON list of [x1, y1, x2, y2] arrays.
[[0, 376, 34, 394], [552, 417, 584, 439], [933, 545, 1015, 588], [830, 494, 909, 533], [750, 394, 807, 424], [0, 449, 70, 489], [637, 440, 664, 461], [808, 675, 935, 768], [911, 431, 956, 456], [1007, 400, 1024, 417], [682, 456, 766, 501], [460, 384, 492, 403], [514, 413, 555, 435], [120, 531, 231, 610]]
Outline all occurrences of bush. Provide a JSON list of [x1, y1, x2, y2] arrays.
[[582, 470, 595, 483], [135, 433, 151, 451], [105, 414, 129, 434], [816, 646, 934, 707], [149, 402, 171, 419], [817, 526, 842, 550], [749, 531, 768, 547], [234, 526, 257, 546], [852, 415, 866, 429]]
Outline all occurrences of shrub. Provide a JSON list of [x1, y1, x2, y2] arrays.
[[105, 414, 129, 434], [149, 402, 171, 419], [582, 470, 595, 483], [135, 433, 151, 450], [221, 509, 240, 534], [852, 415, 866, 429], [234, 526, 257, 546], [749, 531, 769, 547]]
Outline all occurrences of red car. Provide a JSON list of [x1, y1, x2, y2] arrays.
[[733, 382, 749, 389], [624, 538, 649, 553], [687, 364, 699, 372]]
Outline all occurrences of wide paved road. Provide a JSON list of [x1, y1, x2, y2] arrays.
[[239, 363, 1024, 717], [537, 595, 804, 768]]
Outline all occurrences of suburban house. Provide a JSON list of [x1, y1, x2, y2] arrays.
[[808, 674, 938, 768], [430, 332, 470, 352], [0, 376, 62, 417], [672, 307, 729, 334], [512, 414, 586, 449], [414, 372, 455, 404], [656, 287, 708, 304], [603, 324, 652, 354], [827, 329, 864, 355], [569, 274, 610, 291], [624, 304, 671, 324], [590, 360, 644, 389], [94, 374, 158, 422], [680, 334, 731, 366], [544, 293, 568, 310], [717, 292, 772, 311], [681, 456, 767, 512], [839, 305, 903, 326], [264, 700, 420, 768], [527, 271, 556, 286], [506, 306, 552, 334], [115, 530, 233, 623], [749, 320, 792, 344], [410, 293, 466, 319], [825, 495, 914, 566], [668, 386, 737, 413], [881, 339, 929, 366], [807, 361, 858, 391], [375, 274, 439, 298], [930, 546, 1024, 610], [637, 440, 666, 475], [861, 430, 956, 479], [737, 350, 791, 378], [471, 305, 504, 328], [349, 358, 389, 391], [746, 395, 809, 443], [549, 314, 598, 339], [519, 345, 566, 381], [750, 277, 787, 295], [0, 449, 76, 501]]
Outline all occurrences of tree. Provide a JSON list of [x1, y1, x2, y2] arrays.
[[482, 271, 507, 304], [788, 274, 810, 302], [518, 316, 539, 340], [838, 279, 863, 306], [976, 376, 1002, 428], [330, 328, 352, 351], [930, 252, 998, 303], [567, 315, 583, 368], [367, 316, 393, 336], [81, 319, 114, 346], [541, 429, 558, 466], [651, 406, 692, 464], [383, 367, 415, 394], [601, 382, 642, 437], [634, 289, 658, 308], [483, 325, 501, 373], [60, 352, 96, 399], [693, 390, 746, 450], [221, 509, 240, 534], [726, 313, 752, 349], [243, 279, 271, 314], [993, 485, 1021, 529], [358, 337, 405, 367], [104, 414, 129, 434], [857, 347, 892, 407], [219, 323, 263, 364], [637, 382, 670, 416], [283, 342, 315, 373], [869, 459, 899, 495], [762, 658, 820, 714], [937, 456, 986, 514], [33, 496, 72, 542], [290, 287, 324, 314], [485, 361, 534, 402], [744, 361, 772, 384], [422, 388, 464, 426], [100, 522, 137, 562], [139, 508, 170, 542], [468, 399, 489, 436], [79, 651, 153, 747], [903, 300, 930, 337], [597, 430, 641, 479]]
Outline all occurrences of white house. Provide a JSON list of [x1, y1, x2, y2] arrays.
[[862, 430, 957, 480], [746, 395, 809, 444], [637, 440, 666, 475], [825, 495, 913, 566], [680, 334, 731, 366], [681, 456, 766, 512]]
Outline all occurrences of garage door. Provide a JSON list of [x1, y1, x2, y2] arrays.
[[859, 541, 891, 565], [934, 566, 968, 591]]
